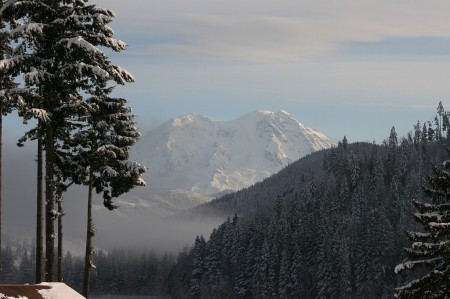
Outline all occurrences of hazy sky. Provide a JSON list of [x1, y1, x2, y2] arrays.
[[83, 0, 450, 144], [4, 0, 450, 143]]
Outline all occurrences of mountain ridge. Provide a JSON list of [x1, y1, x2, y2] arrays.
[[133, 110, 335, 196]]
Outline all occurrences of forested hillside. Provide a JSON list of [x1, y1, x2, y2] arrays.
[[169, 134, 450, 298], [3, 118, 449, 298], [188, 148, 325, 218]]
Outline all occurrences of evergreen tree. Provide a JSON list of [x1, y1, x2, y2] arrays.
[[190, 236, 206, 296], [389, 126, 398, 148], [435, 116, 441, 140], [414, 121, 422, 144], [395, 155, 450, 298], [437, 101, 445, 138], [234, 222, 259, 298], [1, 0, 141, 282], [73, 91, 145, 298], [427, 121, 435, 142], [421, 123, 428, 143], [443, 111, 450, 139]]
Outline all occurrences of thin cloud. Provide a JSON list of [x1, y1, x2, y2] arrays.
[[95, 0, 450, 61]]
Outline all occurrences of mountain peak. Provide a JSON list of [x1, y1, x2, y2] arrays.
[[171, 112, 211, 127], [134, 110, 335, 195]]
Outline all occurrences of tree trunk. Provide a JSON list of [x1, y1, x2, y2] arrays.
[[0, 102, 3, 281], [57, 192, 63, 282], [45, 124, 55, 282], [36, 137, 44, 283], [83, 168, 94, 298], [0, 0, 3, 280]]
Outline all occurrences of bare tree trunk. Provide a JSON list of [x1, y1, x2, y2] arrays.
[[0, 103, 2, 281], [0, 0, 3, 280], [57, 192, 63, 282], [83, 168, 94, 298], [36, 136, 44, 283], [45, 124, 55, 282]]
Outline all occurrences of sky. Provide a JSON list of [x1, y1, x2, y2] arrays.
[[71, 0, 450, 144], [5, 0, 450, 143]]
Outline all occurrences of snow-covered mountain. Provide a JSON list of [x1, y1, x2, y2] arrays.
[[3, 110, 334, 253], [133, 110, 335, 196]]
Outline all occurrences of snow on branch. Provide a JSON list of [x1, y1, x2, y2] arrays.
[[394, 257, 442, 274], [101, 166, 118, 178], [105, 37, 127, 51], [75, 62, 109, 80], [96, 144, 122, 158], [10, 22, 44, 36], [60, 36, 103, 55], [136, 177, 147, 186], [412, 241, 449, 251], [24, 67, 44, 85], [428, 222, 450, 229], [407, 231, 431, 239], [94, 7, 116, 18], [111, 65, 135, 84], [395, 269, 447, 297], [0, 57, 18, 70], [30, 108, 50, 123], [114, 135, 139, 145], [119, 161, 147, 179], [93, 12, 113, 25]]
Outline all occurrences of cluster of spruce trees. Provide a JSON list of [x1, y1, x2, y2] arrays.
[[0, 1, 145, 296], [0, 241, 175, 297], [168, 114, 450, 298]]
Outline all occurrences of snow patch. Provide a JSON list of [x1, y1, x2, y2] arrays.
[[38, 283, 85, 299]]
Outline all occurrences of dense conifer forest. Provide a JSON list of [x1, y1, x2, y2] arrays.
[[3, 114, 450, 298], [168, 124, 450, 298]]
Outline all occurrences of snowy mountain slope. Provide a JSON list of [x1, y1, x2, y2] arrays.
[[133, 110, 335, 196]]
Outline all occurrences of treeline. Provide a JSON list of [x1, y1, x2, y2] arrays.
[[190, 102, 450, 221], [168, 127, 450, 297], [70, 249, 174, 296], [1, 242, 174, 297]]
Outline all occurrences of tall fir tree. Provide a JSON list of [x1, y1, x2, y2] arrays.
[[72, 91, 146, 298], [395, 155, 450, 298], [1, 0, 141, 282]]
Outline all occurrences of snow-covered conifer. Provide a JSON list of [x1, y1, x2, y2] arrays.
[[190, 235, 206, 296], [395, 157, 450, 298], [67, 89, 145, 297], [389, 126, 398, 148], [0, 0, 141, 283]]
